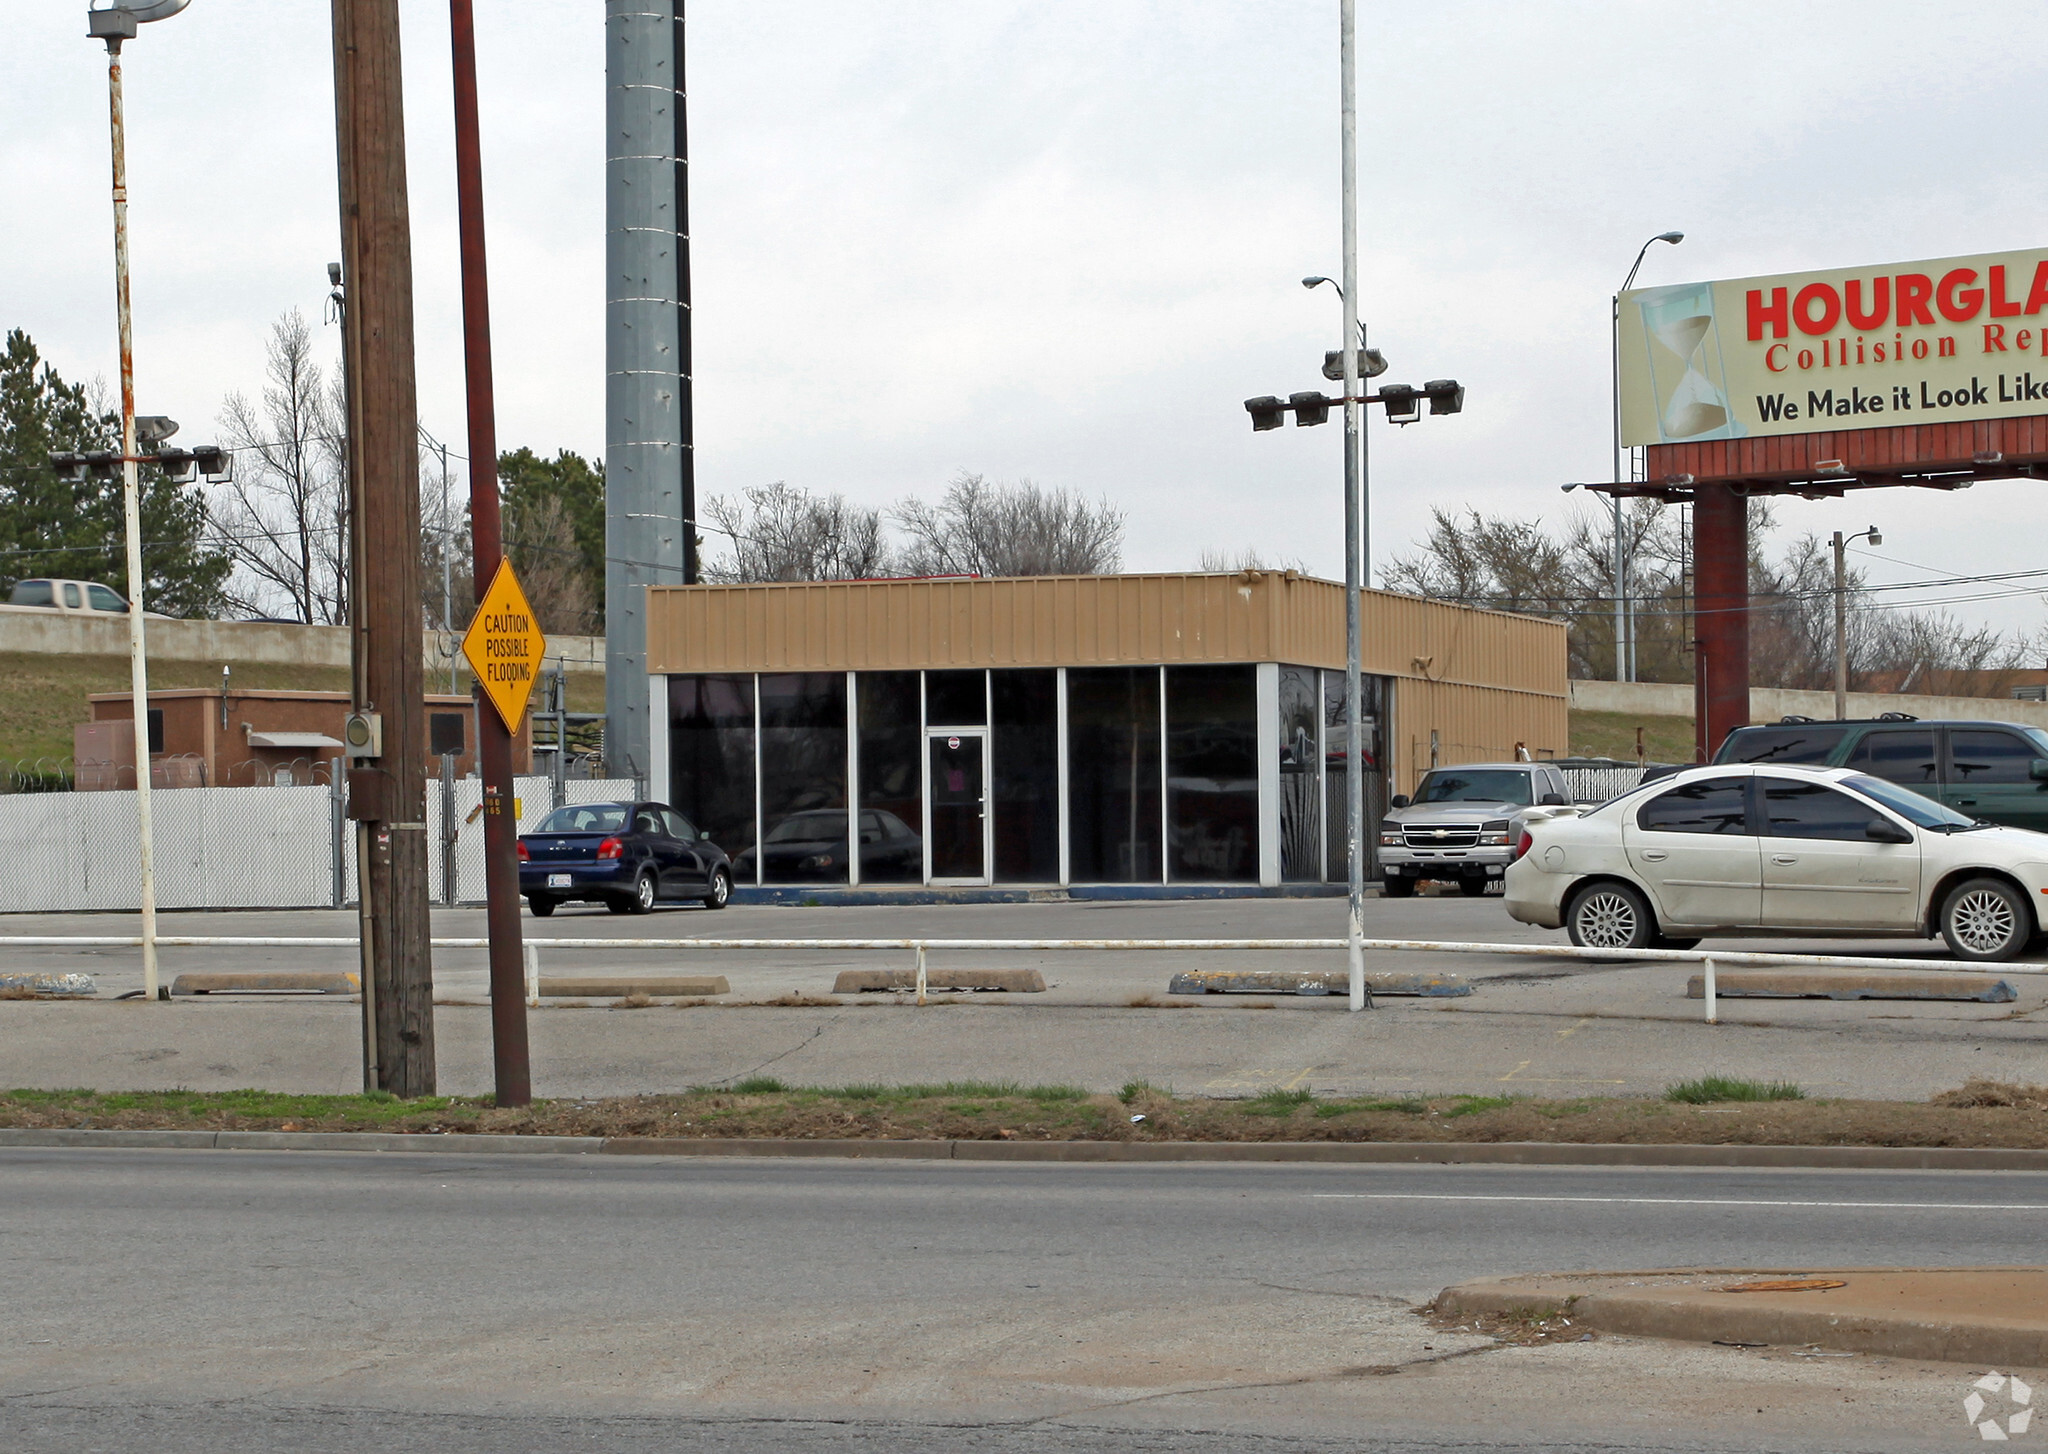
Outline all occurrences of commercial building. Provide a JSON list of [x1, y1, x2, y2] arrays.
[[78, 688, 531, 789], [643, 572, 1566, 891]]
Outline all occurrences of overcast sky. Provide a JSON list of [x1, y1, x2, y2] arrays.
[[6, 1, 2048, 640]]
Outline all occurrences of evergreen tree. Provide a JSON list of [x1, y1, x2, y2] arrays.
[[499, 446, 605, 629], [0, 328, 229, 618]]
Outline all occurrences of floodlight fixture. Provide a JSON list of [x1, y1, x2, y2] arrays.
[[1289, 390, 1332, 427], [1378, 383, 1422, 425], [134, 414, 178, 446], [1423, 379, 1465, 416], [1244, 395, 1287, 432], [191, 444, 232, 481]]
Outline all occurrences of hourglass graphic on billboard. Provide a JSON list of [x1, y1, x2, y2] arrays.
[[1637, 281, 1745, 443]]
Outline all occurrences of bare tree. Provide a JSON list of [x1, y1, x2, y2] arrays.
[[702, 482, 892, 583], [209, 311, 349, 622], [504, 491, 596, 632], [893, 472, 1122, 577], [1197, 547, 1306, 572], [1386, 498, 2036, 693]]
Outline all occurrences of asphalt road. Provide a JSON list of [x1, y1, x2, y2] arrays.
[[3, 1149, 2041, 1452], [4, 898, 2045, 1099]]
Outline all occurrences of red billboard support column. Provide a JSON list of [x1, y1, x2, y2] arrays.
[[1693, 483, 1750, 762]]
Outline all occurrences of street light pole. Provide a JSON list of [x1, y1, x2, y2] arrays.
[[1338, 0, 1371, 1013], [88, 2, 191, 1001], [1832, 525, 1880, 720], [1611, 231, 1683, 684]]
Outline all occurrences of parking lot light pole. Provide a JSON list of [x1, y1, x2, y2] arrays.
[[1337, 0, 1368, 1011], [88, 0, 192, 1000]]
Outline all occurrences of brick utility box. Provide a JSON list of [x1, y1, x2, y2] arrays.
[[78, 689, 531, 788]]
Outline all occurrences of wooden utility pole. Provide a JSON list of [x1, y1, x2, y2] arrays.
[[332, 0, 436, 1096], [449, 0, 531, 1106]]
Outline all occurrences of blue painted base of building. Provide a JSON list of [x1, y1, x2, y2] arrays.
[[728, 883, 1351, 907]]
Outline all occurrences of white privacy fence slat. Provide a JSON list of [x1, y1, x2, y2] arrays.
[[2, 775, 637, 913]]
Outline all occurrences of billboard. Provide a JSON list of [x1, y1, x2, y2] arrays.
[[1617, 245, 2048, 448]]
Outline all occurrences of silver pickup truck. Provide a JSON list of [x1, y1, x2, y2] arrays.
[[1378, 762, 1576, 898]]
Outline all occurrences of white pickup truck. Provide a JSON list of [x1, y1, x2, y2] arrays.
[[6, 578, 133, 614]]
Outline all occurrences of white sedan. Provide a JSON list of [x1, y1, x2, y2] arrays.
[[1504, 763, 2048, 962]]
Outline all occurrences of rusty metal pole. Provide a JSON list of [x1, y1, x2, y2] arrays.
[[1693, 484, 1750, 760], [448, 0, 531, 1106], [93, 22, 161, 1002], [332, 0, 436, 1095]]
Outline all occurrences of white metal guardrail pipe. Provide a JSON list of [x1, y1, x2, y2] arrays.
[[3, 934, 2032, 1025]]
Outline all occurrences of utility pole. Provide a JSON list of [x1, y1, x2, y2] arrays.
[[450, 0, 532, 1107], [332, 0, 435, 1096]]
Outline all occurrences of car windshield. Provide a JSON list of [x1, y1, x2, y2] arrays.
[[533, 804, 631, 834], [1841, 774, 1979, 831], [1412, 770, 1532, 806], [766, 810, 847, 843]]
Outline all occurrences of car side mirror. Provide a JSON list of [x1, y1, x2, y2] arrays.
[[1539, 792, 1567, 806], [1864, 818, 1913, 844], [2031, 760, 2048, 781], [1390, 794, 1410, 810]]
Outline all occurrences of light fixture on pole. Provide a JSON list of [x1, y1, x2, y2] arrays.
[[1610, 230, 1683, 685], [1832, 525, 1881, 720], [84, 0, 194, 1002]]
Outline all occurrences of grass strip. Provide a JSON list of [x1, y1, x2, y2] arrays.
[[1, 1080, 2044, 1147]]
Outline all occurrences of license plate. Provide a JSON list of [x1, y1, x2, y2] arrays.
[[547, 873, 572, 888]]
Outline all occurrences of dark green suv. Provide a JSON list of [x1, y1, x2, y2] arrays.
[[1711, 717, 2048, 831]]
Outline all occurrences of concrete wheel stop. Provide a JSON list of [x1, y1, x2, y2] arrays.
[[1167, 968, 1471, 997]]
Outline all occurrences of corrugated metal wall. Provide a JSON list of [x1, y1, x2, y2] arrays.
[[644, 572, 1568, 789]]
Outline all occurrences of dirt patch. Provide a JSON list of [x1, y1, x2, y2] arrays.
[[1422, 1300, 1595, 1346], [4, 1081, 2047, 1147], [1933, 1078, 2048, 1111]]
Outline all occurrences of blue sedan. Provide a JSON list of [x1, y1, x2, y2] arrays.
[[517, 801, 733, 916]]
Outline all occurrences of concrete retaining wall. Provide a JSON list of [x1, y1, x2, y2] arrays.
[[0, 609, 604, 675], [1569, 677, 2048, 730]]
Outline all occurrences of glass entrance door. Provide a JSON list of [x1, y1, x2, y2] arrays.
[[926, 731, 988, 884]]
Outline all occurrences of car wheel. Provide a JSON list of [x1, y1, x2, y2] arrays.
[[626, 869, 657, 915], [703, 867, 732, 910], [1651, 934, 1700, 951], [1458, 878, 1490, 898], [1565, 881, 1655, 950], [1381, 876, 1417, 899], [527, 896, 556, 918], [1939, 877, 2032, 962]]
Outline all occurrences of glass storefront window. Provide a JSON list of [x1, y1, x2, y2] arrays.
[[856, 672, 923, 883], [1277, 666, 1321, 882], [755, 672, 849, 885], [1067, 667, 1161, 882], [1165, 665, 1257, 881], [667, 675, 756, 866], [1324, 669, 1387, 882], [925, 669, 987, 726], [992, 669, 1059, 882]]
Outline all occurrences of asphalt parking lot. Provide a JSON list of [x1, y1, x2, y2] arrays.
[[2, 895, 2043, 1099]]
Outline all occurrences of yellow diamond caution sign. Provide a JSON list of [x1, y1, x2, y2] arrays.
[[462, 560, 546, 730]]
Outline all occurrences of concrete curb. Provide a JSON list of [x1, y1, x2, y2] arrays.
[[4, 1128, 2048, 1169], [1435, 1268, 2048, 1369]]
